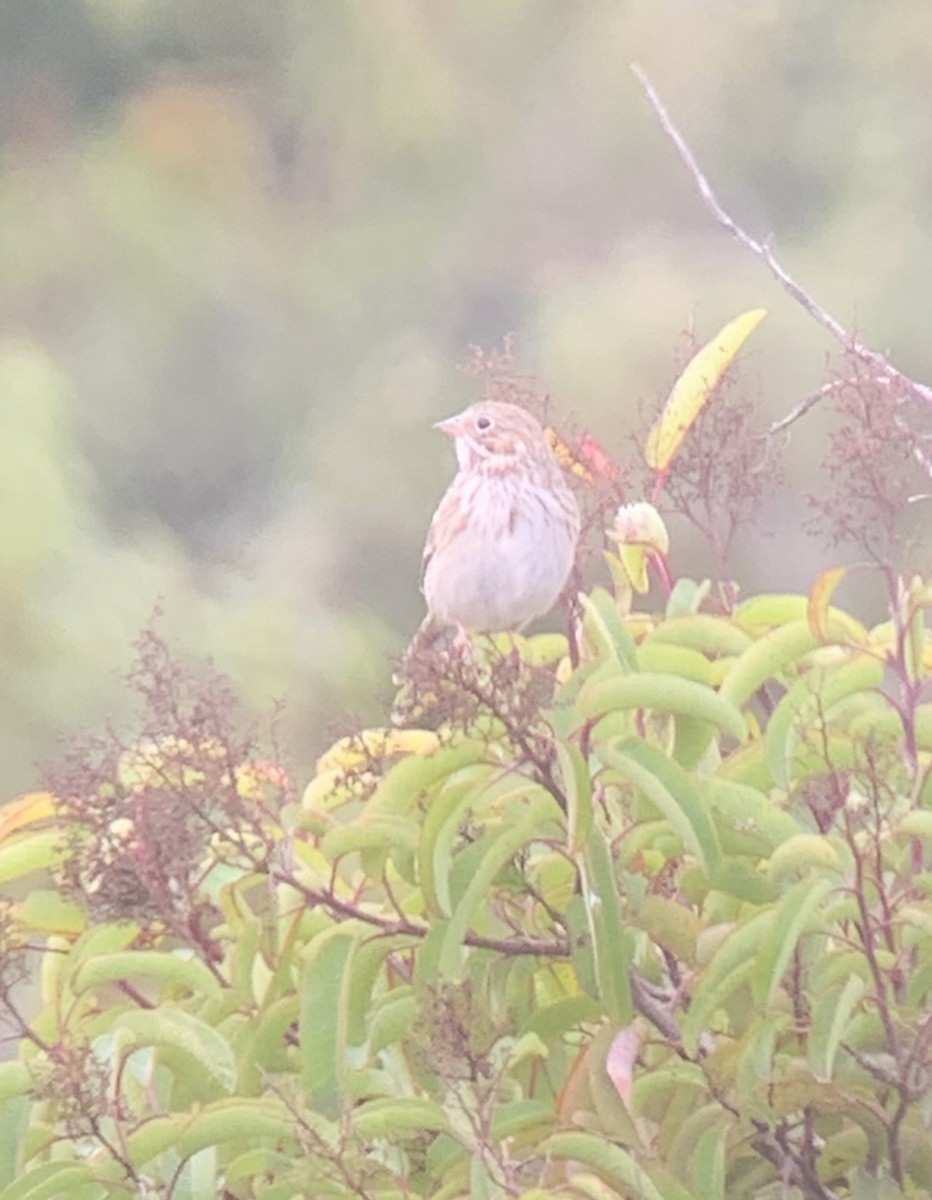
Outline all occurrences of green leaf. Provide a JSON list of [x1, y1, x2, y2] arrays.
[[693, 1125, 727, 1200], [0, 1063, 29, 1104], [633, 895, 701, 964], [438, 792, 561, 978], [239, 994, 298, 1088], [556, 741, 592, 853], [364, 745, 492, 820], [565, 1173, 687, 1200], [632, 1060, 706, 1118], [665, 577, 711, 617], [768, 834, 840, 885], [672, 714, 717, 771], [848, 700, 932, 748], [126, 1098, 296, 1168], [719, 619, 819, 709], [72, 921, 140, 963], [345, 935, 411, 1046], [581, 672, 747, 743], [0, 1166, 100, 1200], [580, 827, 632, 1023], [521, 994, 602, 1042], [0, 1095, 29, 1189], [320, 814, 419, 861], [764, 654, 885, 787], [636, 640, 713, 684], [578, 588, 639, 669], [668, 1104, 729, 1193], [714, 738, 772, 790], [735, 593, 865, 641], [521, 631, 570, 665], [420, 770, 544, 916], [490, 1098, 553, 1139], [703, 779, 801, 857], [601, 740, 721, 878], [112, 1007, 237, 1094], [226, 907, 261, 999], [809, 973, 865, 1081], [352, 1097, 450, 1139], [898, 810, 932, 841], [645, 614, 753, 658], [299, 924, 361, 1106], [709, 859, 775, 906], [753, 877, 831, 1008], [16, 889, 84, 935], [419, 769, 488, 915], [682, 911, 772, 1054], [369, 987, 417, 1055], [0, 831, 67, 886], [72, 950, 222, 999], [174, 1145, 217, 1200], [736, 1013, 787, 1097], [223, 1148, 293, 1188], [540, 1132, 666, 1200]]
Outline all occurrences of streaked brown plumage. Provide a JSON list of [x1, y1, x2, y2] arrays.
[[420, 401, 580, 633]]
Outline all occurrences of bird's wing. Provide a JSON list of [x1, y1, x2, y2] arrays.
[[420, 484, 467, 591]]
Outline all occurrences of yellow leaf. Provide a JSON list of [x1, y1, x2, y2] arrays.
[[807, 566, 848, 643], [0, 792, 58, 843], [234, 761, 291, 802], [315, 728, 440, 774], [645, 308, 767, 471], [545, 427, 593, 482]]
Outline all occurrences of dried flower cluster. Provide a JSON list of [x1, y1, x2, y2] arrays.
[[808, 355, 928, 559], [44, 622, 289, 956], [394, 634, 562, 791], [659, 339, 782, 575]]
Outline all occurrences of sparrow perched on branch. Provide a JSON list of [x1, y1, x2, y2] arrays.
[[419, 400, 580, 635]]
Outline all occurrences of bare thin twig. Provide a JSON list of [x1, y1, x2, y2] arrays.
[[631, 64, 932, 410], [767, 381, 841, 436]]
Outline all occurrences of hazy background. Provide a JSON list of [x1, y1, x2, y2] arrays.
[[2, 0, 932, 794]]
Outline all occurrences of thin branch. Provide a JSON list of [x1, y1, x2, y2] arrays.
[[629, 975, 682, 1047], [290, 874, 684, 1039], [631, 63, 932, 410], [767, 381, 840, 436], [293, 876, 569, 957], [751, 1125, 841, 1200]]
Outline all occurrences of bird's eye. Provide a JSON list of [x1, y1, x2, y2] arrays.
[[476, 415, 492, 431]]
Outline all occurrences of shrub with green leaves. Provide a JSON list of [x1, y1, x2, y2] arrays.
[[3, 329, 932, 1199], [2, 559, 932, 1199]]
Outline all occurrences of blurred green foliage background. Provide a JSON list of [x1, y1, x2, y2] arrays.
[[2, 0, 931, 793]]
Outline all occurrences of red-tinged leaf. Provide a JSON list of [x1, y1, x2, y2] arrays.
[[606, 1023, 643, 1109]]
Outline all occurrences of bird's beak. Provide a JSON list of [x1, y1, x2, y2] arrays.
[[433, 413, 465, 437]]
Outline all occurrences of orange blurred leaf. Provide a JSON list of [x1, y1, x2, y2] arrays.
[[0, 792, 58, 843], [546, 427, 593, 482], [546, 428, 621, 486]]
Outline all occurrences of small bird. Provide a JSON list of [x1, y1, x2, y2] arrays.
[[419, 400, 581, 634]]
